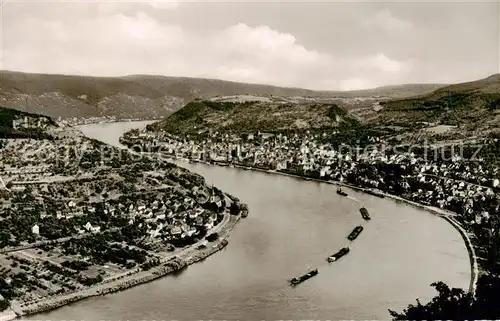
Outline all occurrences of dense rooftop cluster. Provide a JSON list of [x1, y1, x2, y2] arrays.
[[123, 125, 500, 318], [0, 112, 247, 313]]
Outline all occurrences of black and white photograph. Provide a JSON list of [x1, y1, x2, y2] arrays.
[[0, 0, 499, 320]]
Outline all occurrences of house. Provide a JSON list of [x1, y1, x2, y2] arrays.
[[149, 229, 161, 238], [186, 227, 197, 237], [171, 226, 182, 236], [83, 222, 100, 233], [84, 222, 93, 231], [189, 210, 198, 219], [204, 221, 214, 230], [32, 224, 39, 235], [68, 200, 76, 208]]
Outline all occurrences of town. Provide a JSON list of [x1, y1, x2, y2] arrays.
[[121, 127, 500, 275], [0, 111, 248, 315]]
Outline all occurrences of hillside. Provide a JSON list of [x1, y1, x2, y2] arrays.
[[149, 97, 357, 136], [376, 74, 500, 132], [345, 83, 446, 99], [0, 106, 57, 139], [0, 70, 445, 120], [0, 71, 185, 120]]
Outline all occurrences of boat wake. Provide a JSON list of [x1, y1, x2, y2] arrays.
[[347, 196, 361, 203]]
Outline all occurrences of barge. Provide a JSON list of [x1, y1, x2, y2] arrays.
[[360, 207, 371, 220], [327, 247, 350, 262], [347, 226, 364, 241], [289, 268, 319, 286], [336, 188, 348, 196]]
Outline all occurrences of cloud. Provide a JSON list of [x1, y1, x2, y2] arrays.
[[2, 5, 415, 90], [364, 8, 412, 32], [339, 78, 374, 91], [220, 23, 322, 64], [363, 53, 409, 73], [148, 0, 181, 10]]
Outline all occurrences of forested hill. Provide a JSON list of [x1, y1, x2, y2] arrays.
[[0, 70, 445, 120]]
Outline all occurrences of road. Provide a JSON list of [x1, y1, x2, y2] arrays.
[[422, 173, 491, 190], [0, 228, 120, 254]]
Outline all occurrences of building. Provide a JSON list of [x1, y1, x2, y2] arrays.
[[32, 224, 39, 235]]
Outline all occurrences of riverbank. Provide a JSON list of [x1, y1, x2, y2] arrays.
[[442, 216, 478, 295], [0, 310, 16, 321], [6, 209, 242, 320], [64, 118, 162, 127], [183, 159, 479, 295]]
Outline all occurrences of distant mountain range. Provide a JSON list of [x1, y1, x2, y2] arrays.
[[150, 73, 500, 138], [0, 70, 446, 120]]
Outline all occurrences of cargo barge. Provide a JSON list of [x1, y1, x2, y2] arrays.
[[289, 268, 319, 286], [360, 207, 371, 220], [336, 188, 348, 196], [327, 247, 350, 262], [347, 226, 364, 241]]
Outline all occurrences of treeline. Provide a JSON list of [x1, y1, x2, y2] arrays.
[[390, 275, 500, 320], [0, 126, 54, 140]]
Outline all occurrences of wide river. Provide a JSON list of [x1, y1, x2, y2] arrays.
[[27, 121, 470, 320]]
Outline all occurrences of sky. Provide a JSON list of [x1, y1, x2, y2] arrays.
[[1, 0, 499, 91]]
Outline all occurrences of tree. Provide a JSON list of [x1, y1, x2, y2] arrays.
[[389, 281, 475, 320], [390, 275, 500, 320], [0, 299, 9, 312], [229, 202, 241, 215]]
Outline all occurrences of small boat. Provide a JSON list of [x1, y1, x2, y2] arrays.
[[347, 226, 364, 241], [360, 207, 371, 220], [337, 188, 348, 196], [327, 247, 350, 262], [289, 268, 319, 286]]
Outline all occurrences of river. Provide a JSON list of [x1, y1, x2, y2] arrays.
[[26, 121, 471, 320]]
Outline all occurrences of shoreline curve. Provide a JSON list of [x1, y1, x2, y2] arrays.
[[184, 159, 478, 296], [4, 154, 476, 320]]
